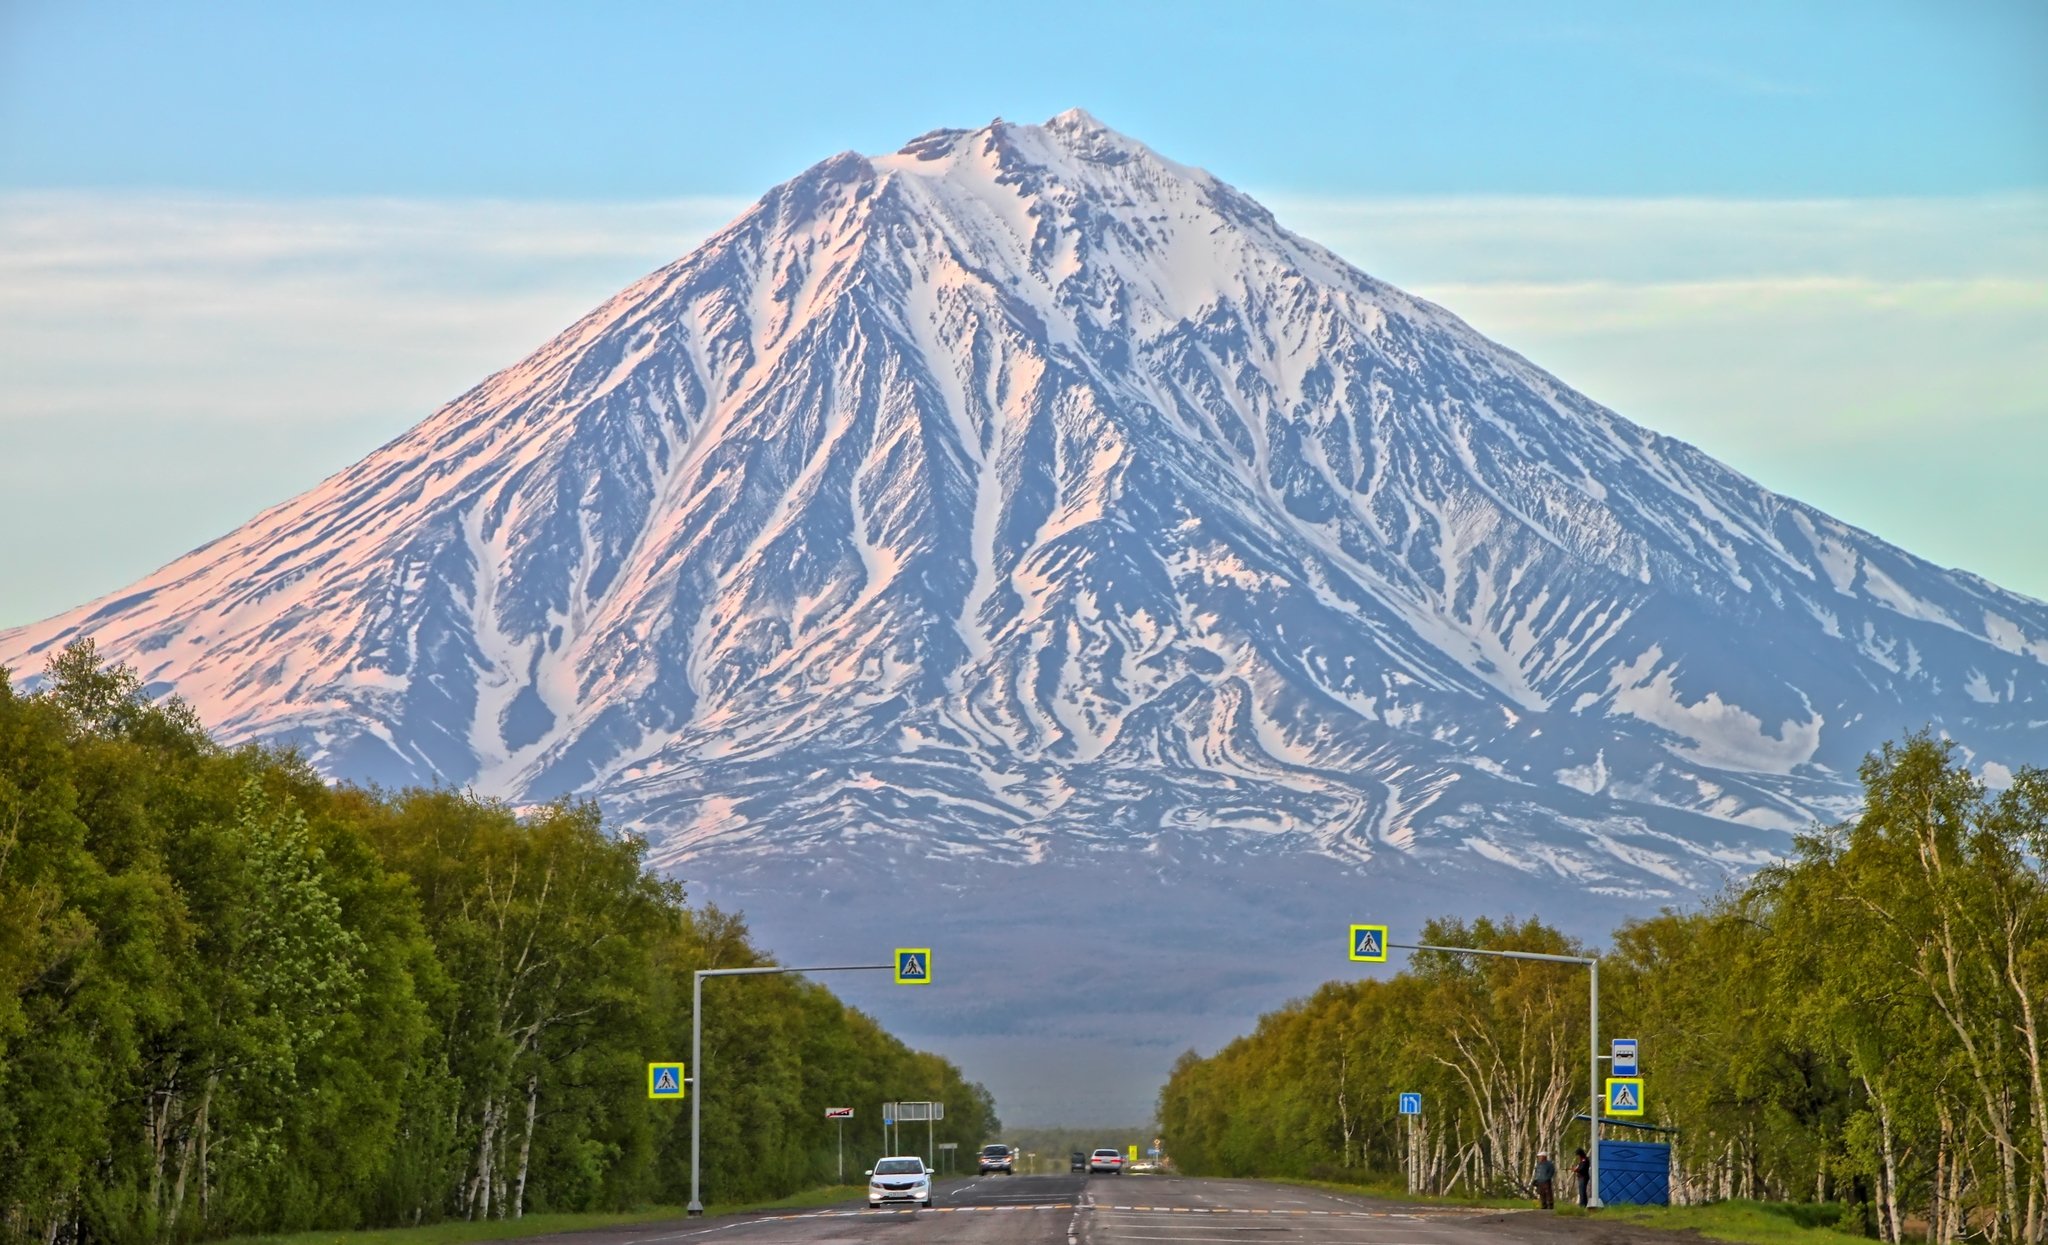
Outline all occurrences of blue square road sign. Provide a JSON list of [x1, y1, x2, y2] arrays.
[[895, 948, 932, 985], [1612, 1038, 1638, 1076], [1399, 1092, 1423, 1115], [647, 1061, 686, 1100], [1349, 924, 1388, 962], [1605, 1077, 1645, 1117]]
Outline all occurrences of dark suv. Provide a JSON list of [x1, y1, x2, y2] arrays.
[[978, 1143, 1015, 1174], [1070, 1151, 1087, 1171]]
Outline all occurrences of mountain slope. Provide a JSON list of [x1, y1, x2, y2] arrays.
[[6, 109, 2043, 900]]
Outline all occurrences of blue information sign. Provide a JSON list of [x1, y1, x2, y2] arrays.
[[1612, 1038, 1639, 1076], [1398, 1092, 1423, 1115], [1606, 1077, 1646, 1117], [646, 1062, 686, 1100], [1349, 924, 1388, 962]]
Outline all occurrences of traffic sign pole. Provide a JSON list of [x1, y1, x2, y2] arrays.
[[687, 961, 909, 1215], [1590, 956, 1600, 1206]]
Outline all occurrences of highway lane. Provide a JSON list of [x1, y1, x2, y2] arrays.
[[1081, 1175, 1521, 1245], [476, 1173, 1591, 1245]]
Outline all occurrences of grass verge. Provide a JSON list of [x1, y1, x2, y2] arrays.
[[1596, 1199, 1870, 1245], [213, 1185, 867, 1245], [1262, 1176, 1871, 1242]]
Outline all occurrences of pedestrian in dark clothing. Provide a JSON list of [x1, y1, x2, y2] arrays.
[[1573, 1148, 1591, 1206], [1533, 1151, 1557, 1209]]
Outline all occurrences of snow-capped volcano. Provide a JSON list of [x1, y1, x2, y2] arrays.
[[6, 109, 2043, 897]]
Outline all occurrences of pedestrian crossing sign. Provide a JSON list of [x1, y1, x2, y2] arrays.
[[1605, 1076, 1645, 1117], [647, 1062, 686, 1100], [1349, 924, 1389, 962], [895, 948, 932, 985]]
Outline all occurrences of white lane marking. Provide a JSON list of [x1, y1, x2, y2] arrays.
[[620, 1223, 773, 1243], [1092, 1205, 1491, 1219], [973, 1194, 1077, 1202]]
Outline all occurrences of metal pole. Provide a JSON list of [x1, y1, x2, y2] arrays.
[[837, 1119, 844, 1185], [687, 963, 895, 1216], [688, 970, 704, 1215], [1589, 957, 1603, 1208]]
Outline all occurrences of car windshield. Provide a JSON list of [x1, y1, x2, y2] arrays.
[[981, 1145, 1008, 1155], [874, 1159, 924, 1175]]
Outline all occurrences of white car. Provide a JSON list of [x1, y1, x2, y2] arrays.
[[1089, 1148, 1125, 1174], [867, 1156, 932, 1208]]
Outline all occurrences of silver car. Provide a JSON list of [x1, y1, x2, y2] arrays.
[[867, 1156, 932, 1208]]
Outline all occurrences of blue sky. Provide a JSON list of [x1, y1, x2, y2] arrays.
[[5, 1, 2043, 199], [1, 0, 2045, 623]]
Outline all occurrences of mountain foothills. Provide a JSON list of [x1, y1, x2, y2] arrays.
[[2, 109, 2043, 892], [0, 649, 997, 1244], [1161, 737, 2048, 1245]]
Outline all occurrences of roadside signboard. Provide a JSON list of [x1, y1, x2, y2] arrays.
[[895, 1101, 944, 1121], [1605, 1077, 1646, 1117], [824, 1107, 854, 1119], [883, 1102, 895, 1125], [1398, 1092, 1422, 1115], [1348, 924, 1389, 962], [895, 948, 932, 984], [647, 1062, 686, 1100], [1612, 1038, 1639, 1076], [1128, 1145, 1139, 1162]]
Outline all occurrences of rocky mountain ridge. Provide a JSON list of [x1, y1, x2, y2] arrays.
[[6, 109, 2043, 904]]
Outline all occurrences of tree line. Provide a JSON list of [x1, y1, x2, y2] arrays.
[[0, 644, 997, 1245], [1158, 734, 2047, 1244]]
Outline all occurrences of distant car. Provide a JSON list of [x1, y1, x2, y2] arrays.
[[979, 1143, 1015, 1174], [1071, 1151, 1087, 1172], [867, 1156, 932, 1208], [1089, 1148, 1125, 1174]]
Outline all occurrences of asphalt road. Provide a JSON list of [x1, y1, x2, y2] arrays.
[[496, 1174, 1596, 1245]]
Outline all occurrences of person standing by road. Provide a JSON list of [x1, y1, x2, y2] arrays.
[[1533, 1151, 1557, 1209], [1573, 1148, 1591, 1206]]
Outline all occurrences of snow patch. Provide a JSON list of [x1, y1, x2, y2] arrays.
[[1602, 647, 1823, 774]]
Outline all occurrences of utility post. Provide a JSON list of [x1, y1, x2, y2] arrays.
[[688, 950, 931, 1216], [1352, 925, 1605, 1207]]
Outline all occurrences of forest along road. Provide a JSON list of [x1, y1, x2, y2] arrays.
[[467, 1173, 1709, 1244]]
